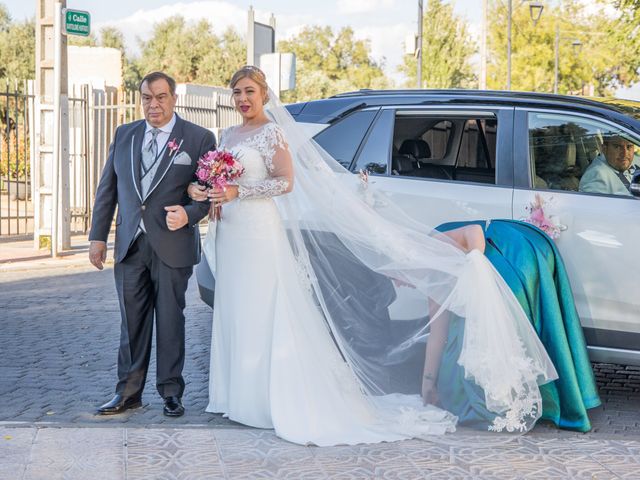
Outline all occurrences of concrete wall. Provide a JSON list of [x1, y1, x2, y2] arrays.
[[68, 46, 122, 90]]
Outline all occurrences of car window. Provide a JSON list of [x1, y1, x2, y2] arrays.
[[313, 110, 377, 169], [528, 112, 640, 197], [391, 114, 497, 184], [458, 119, 496, 169], [352, 109, 394, 175]]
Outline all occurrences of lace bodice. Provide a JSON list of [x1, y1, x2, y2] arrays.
[[221, 122, 293, 200]]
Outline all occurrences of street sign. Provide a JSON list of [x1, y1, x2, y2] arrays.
[[63, 9, 90, 37]]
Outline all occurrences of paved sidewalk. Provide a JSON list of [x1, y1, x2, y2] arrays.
[[0, 234, 113, 270], [2, 426, 639, 479], [1, 234, 639, 478]]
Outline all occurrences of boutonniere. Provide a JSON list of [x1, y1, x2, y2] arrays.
[[168, 138, 183, 157]]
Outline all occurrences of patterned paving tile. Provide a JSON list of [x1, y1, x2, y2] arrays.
[[125, 428, 225, 479], [0, 428, 35, 480], [562, 461, 620, 480], [311, 445, 428, 480], [589, 452, 640, 479], [3, 426, 640, 480], [221, 456, 327, 479], [421, 464, 478, 478], [214, 428, 315, 461], [320, 458, 424, 480], [23, 427, 124, 480], [525, 437, 623, 455]]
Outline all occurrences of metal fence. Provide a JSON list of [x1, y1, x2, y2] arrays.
[[175, 90, 241, 141], [0, 83, 239, 240], [0, 81, 35, 238]]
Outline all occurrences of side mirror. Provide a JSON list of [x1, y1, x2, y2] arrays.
[[630, 171, 640, 197]]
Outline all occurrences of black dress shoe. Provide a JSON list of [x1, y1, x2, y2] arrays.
[[163, 396, 184, 417], [97, 394, 142, 415]]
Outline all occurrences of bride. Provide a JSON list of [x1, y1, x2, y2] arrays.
[[188, 66, 558, 446]]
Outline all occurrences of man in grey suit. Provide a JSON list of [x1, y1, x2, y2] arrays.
[[579, 134, 640, 196], [89, 71, 216, 417]]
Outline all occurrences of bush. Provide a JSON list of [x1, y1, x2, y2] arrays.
[[0, 131, 30, 179]]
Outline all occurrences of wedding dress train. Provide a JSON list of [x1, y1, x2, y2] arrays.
[[203, 103, 557, 446]]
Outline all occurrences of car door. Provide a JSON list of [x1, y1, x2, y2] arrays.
[[351, 106, 515, 228], [347, 106, 516, 321], [512, 108, 640, 359]]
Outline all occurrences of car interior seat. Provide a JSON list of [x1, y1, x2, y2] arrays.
[[398, 139, 451, 179], [391, 155, 414, 175], [532, 127, 580, 191]]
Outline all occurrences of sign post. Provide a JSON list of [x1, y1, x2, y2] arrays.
[[247, 6, 275, 66], [34, 1, 70, 253], [35, 2, 91, 256]]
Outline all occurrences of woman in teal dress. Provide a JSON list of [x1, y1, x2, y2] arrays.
[[433, 219, 600, 432]]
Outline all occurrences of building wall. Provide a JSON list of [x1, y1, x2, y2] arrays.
[[68, 46, 123, 90]]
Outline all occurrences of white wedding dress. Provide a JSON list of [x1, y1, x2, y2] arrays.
[[203, 103, 557, 446]]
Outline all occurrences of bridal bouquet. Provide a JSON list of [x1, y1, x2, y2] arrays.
[[196, 149, 245, 220], [196, 149, 245, 189]]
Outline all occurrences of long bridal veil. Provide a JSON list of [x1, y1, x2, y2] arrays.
[[256, 88, 556, 437]]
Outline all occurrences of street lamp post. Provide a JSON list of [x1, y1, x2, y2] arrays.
[[417, 0, 423, 89], [507, 1, 544, 90], [480, 0, 488, 89], [554, 24, 582, 94]]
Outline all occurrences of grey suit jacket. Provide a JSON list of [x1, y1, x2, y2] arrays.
[[579, 154, 639, 197], [89, 115, 216, 267]]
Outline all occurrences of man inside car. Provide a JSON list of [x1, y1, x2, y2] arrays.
[[579, 134, 640, 196]]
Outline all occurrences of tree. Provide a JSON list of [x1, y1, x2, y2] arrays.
[[278, 26, 389, 102], [0, 11, 35, 80], [487, 0, 640, 95], [67, 32, 98, 47], [0, 3, 10, 30], [136, 16, 245, 87], [98, 26, 142, 90], [398, 0, 476, 89], [197, 27, 246, 87], [100, 27, 125, 50]]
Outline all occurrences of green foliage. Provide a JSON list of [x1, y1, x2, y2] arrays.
[[195, 27, 247, 87], [67, 32, 98, 47], [398, 0, 476, 88], [0, 130, 30, 179], [278, 26, 389, 102], [100, 27, 125, 50], [0, 4, 34, 80], [136, 16, 245, 87], [0, 3, 10, 29], [98, 26, 141, 91], [487, 0, 640, 95], [616, 0, 640, 10]]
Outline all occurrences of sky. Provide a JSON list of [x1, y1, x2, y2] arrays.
[[1, 0, 483, 84], [2, 0, 637, 98]]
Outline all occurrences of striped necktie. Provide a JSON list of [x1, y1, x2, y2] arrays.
[[141, 128, 161, 180]]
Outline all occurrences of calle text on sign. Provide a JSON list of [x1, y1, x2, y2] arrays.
[[63, 9, 91, 37]]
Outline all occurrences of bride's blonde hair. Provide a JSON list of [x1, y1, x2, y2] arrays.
[[230, 66, 270, 105]]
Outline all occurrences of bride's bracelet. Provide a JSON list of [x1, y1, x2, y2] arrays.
[[423, 373, 436, 383]]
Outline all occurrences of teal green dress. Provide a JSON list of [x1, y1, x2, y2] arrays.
[[435, 219, 600, 432]]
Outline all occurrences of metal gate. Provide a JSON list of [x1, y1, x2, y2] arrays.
[[0, 81, 35, 238], [1, 83, 240, 240]]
